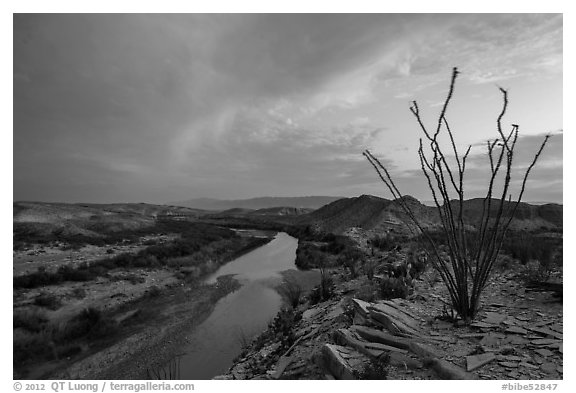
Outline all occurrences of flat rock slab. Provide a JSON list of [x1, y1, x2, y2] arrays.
[[506, 326, 528, 335], [519, 362, 539, 370], [466, 353, 496, 371], [531, 338, 562, 346], [483, 312, 508, 325], [271, 356, 293, 379], [540, 362, 558, 374], [534, 348, 554, 358], [480, 333, 503, 347], [351, 325, 412, 350], [503, 335, 529, 345], [429, 358, 477, 380], [499, 361, 519, 368], [470, 322, 495, 329], [320, 344, 368, 380], [352, 298, 372, 317], [529, 327, 563, 340]]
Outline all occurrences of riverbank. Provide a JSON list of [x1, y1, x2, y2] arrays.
[[216, 237, 563, 380], [54, 275, 241, 379], [14, 229, 275, 379]]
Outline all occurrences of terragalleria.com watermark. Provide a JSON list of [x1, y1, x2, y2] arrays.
[[13, 382, 195, 392]]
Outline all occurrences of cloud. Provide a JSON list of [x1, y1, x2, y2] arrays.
[[13, 14, 563, 202]]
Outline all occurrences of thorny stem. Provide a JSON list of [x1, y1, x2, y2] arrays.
[[364, 67, 549, 321]]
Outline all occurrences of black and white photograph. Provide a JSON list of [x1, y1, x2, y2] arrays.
[[10, 8, 564, 385]]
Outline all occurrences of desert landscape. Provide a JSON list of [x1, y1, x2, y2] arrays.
[[13, 13, 563, 383], [13, 195, 563, 379]]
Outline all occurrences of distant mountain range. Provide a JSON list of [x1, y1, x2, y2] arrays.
[[170, 196, 343, 210], [13, 196, 562, 243]]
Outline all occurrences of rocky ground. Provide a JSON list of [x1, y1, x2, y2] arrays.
[[216, 246, 563, 380]]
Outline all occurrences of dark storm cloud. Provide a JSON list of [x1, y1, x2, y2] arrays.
[[13, 14, 562, 203]]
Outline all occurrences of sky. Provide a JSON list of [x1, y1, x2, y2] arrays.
[[13, 13, 563, 204]]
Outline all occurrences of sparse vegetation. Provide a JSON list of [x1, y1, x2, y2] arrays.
[[279, 278, 303, 309], [379, 277, 409, 300], [13, 306, 117, 369], [34, 292, 62, 310], [147, 356, 181, 380], [309, 268, 335, 304], [353, 354, 390, 380], [13, 226, 269, 290]]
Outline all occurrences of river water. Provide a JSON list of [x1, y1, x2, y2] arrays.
[[178, 232, 299, 379]]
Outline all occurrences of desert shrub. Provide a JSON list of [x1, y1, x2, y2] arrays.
[[295, 244, 327, 270], [113, 273, 145, 285], [353, 354, 390, 380], [354, 282, 378, 302], [522, 260, 553, 284], [363, 258, 376, 280], [13, 329, 54, 366], [501, 233, 557, 266], [132, 254, 161, 268], [406, 247, 428, 279], [148, 285, 162, 297], [58, 307, 116, 341], [34, 292, 62, 310], [13, 268, 61, 289], [319, 235, 355, 255], [13, 308, 48, 332], [338, 247, 364, 279], [279, 279, 303, 309], [271, 308, 301, 349], [56, 343, 82, 359], [379, 277, 409, 300], [426, 269, 441, 288], [71, 287, 87, 299], [147, 356, 181, 380], [369, 235, 396, 252], [493, 254, 516, 272], [57, 264, 95, 282], [309, 269, 335, 304]]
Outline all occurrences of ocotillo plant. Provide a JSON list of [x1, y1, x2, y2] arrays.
[[364, 67, 549, 322]]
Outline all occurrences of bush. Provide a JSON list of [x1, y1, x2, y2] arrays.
[[148, 285, 162, 297], [338, 247, 364, 279], [58, 307, 116, 341], [295, 243, 328, 270], [501, 233, 558, 266], [379, 277, 409, 300], [279, 279, 302, 309], [354, 282, 378, 302], [71, 287, 87, 299], [13, 308, 48, 332], [34, 293, 62, 310], [369, 235, 396, 252], [271, 308, 300, 350], [406, 247, 428, 279], [309, 269, 335, 304], [353, 354, 389, 380], [522, 260, 554, 284], [13, 329, 54, 366]]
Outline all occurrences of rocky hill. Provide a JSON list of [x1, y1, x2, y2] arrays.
[[297, 195, 562, 235], [13, 201, 209, 240]]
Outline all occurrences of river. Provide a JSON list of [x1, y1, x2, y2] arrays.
[[177, 232, 299, 379]]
